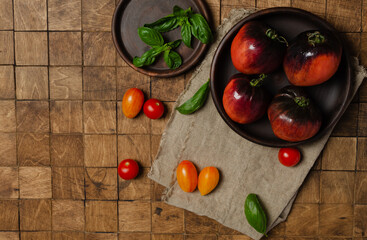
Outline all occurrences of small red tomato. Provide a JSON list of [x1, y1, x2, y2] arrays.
[[143, 98, 164, 119], [122, 88, 144, 118], [176, 160, 198, 192], [118, 159, 139, 180], [278, 148, 301, 167]]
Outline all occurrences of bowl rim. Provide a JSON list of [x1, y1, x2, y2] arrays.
[[111, 0, 211, 78], [210, 7, 352, 147]]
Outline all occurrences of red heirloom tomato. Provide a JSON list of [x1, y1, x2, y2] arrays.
[[231, 21, 287, 75], [223, 73, 271, 124], [283, 30, 342, 86], [176, 160, 198, 192], [143, 98, 164, 119], [278, 148, 301, 167], [122, 88, 144, 118], [268, 86, 322, 142], [118, 159, 139, 180]]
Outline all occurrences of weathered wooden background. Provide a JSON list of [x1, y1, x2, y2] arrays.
[[0, 0, 366, 239]]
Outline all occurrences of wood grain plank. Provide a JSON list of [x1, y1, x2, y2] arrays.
[[320, 171, 354, 203], [52, 200, 85, 231], [50, 101, 83, 133], [319, 204, 354, 236], [52, 167, 85, 199], [16, 101, 49, 133], [354, 205, 367, 237], [19, 167, 52, 198], [322, 137, 356, 170], [359, 103, 367, 136], [0, 167, 19, 198], [355, 172, 367, 204], [85, 233, 117, 240], [185, 210, 218, 234], [20, 199, 51, 230], [82, 0, 114, 31], [0, 100, 15, 132], [257, 0, 291, 8], [151, 234, 184, 240], [52, 232, 84, 240], [292, 0, 326, 17], [326, 0, 362, 32], [0, 0, 13, 30], [295, 171, 320, 204], [84, 135, 116, 167], [117, 102, 150, 134], [49, 32, 82, 66], [48, 0, 82, 30], [119, 233, 150, 240], [332, 103, 358, 136], [83, 67, 116, 100], [0, 232, 19, 240], [151, 102, 174, 135], [118, 201, 151, 232], [0, 133, 16, 166], [16, 67, 48, 100], [285, 204, 319, 236], [51, 135, 84, 167], [205, 0, 220, 28], [151, 75, 185, 101], [186, 235, 217, 240], [117, 67, 150, 100], [152, 202, 184, 233], [15, 32, 48, 65], [0, 31, 14, 64], [50, 67, 82, 100], [14, 0, 47, 30], [0, 200, 19, 230], [0, 66, 15, 99], [21, 232, 51, 240], [17, 133, 50, 166], [85, 201, 118, 232], [119, 168, 151, 201], [85, 168, 118, 200], [83, 32, 116, 66], [118, 135, 151, 167], [357, 137, 367, 170], [83, 101, 116, 133]]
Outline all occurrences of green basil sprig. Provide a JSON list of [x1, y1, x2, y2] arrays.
[[244, 194, 268, 236], [144, 5, 213, 48], [176, 79, 210, 114], [133, 27, 182, 69]]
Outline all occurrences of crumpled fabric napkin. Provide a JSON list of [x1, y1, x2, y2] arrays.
[[148, 8, 366, 239]]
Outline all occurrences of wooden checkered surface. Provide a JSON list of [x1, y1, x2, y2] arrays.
[[0, 0, 366, 239]]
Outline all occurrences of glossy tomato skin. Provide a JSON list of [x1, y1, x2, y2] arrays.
[[118, 159, 139, 180], [223, 73, 271, 124], [176, 160, 198, 193], [284, 30, 342, 86], [278, 148, 301, 167], [198, 167, 220, 196], [268, 86, 322, 142], [143, 98, 164, 119], [231, 21, 287, 74], [122, 88, 144, 118]]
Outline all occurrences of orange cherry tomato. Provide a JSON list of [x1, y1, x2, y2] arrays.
[[198, 167, 219, 196], [122, 88, 144, 118], [176, 160, 198, 192]]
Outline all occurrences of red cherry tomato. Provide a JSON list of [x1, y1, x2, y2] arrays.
[[118, 159, 139, 180], [143, 98, 164, 119], [278, 148, 301, 167]]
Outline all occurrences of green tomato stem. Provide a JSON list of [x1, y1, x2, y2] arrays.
[[307, 31, 325, 46], [250, 74, 267, 87], [294, 96, 310, 107]]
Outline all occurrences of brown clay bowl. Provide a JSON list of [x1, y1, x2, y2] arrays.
[[112, 0, 211, 77], [210, 7, 352, 147]]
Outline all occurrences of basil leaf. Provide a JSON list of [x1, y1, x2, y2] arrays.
[[133, 47, 163, 67], [167, 39, 182, 49], [244, 194, 267, 235], [189, 14, 213, 44], [163, 50, 173, 69], [168, 51, 182, 69], [173, 5, 185, 16], [144, 15, 179, 32], [181, 23, 192, 48], [138, 27, 164, 47], [176, 79, 210, 114]]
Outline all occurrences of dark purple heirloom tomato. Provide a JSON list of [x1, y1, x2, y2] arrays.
[[283, 30, 342, 86], [223, 73, 271, 124], [231, 21, 288, 75], [268, 86, 322, 142]]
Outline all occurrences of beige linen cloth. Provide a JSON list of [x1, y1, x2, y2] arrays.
[[148, 8, 367, 239]]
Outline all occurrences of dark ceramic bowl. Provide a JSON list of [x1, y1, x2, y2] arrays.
[[112, 0, 211, 77], [210, 7, 352, 147]]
